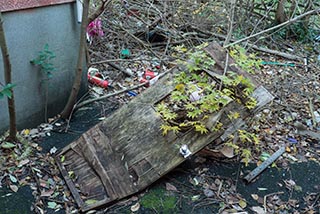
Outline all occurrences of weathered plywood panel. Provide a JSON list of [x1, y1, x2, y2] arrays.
[[56, 43, 274, 212]]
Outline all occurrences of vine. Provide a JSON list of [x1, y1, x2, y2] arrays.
[[156, 43, 261, 164]]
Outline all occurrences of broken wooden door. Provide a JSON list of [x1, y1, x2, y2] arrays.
[[56, 42, 274, 212]]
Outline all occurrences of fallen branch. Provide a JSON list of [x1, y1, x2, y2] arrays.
[[263, 191, 284, 213], [244, 146, 286, 183], [225, 8, 320, 48], [88, 0, 113, 23], [250, 44, 304, 61], [210, 32, 304, 61]]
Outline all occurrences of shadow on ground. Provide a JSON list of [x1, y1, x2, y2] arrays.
[[0, 101, 319, 213]]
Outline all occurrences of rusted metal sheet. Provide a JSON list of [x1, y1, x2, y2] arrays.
[[0, 0, 75, 12], [56, 42, 274, 212]]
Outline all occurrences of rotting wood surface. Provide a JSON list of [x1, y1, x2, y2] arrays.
[[56, 42, 274, 212]]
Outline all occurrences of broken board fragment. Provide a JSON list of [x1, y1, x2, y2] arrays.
[[56, 42, 274, 212]]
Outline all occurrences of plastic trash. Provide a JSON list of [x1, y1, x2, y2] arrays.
[[127, 91, 137, 97], [120, 49, 131, 59], [143, 69, 158, 80], [287, 137, 298, 144], [139, 69, 158, 87], [87, 67, 109, 88]]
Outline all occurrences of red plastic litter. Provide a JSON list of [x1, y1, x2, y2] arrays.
[[88, 69, 109, 88], [143, 69, 157, 80]]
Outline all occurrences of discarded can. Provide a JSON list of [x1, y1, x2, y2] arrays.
[[88, 67, 109, 88]]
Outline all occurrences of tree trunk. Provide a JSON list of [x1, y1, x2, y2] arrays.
[[275, 0, 287, 24], [0, 12, 17, 142], [60, 0, 89, 119]]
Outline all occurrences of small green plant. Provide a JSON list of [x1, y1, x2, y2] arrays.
[[30, 44, 56, 122], [0, 83, 15, 99], [226, 129, 260, 166], [140, 186, 177, 213], [157, 42, 261, 165], [156, 43, 257, 136], [229, 45, 262, 74], [30, 44, 56, 80]]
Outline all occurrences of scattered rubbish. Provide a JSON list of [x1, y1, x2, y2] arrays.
[[287, 137, 298, 144], [314, 111, 320, 123], [179, 144, 192, 158], [143, 69, 158, 80], [127, 91, 137, 96], [120, 49, 131, 59], [261, 61, 295, 67], [189, 90, 202, 102], [306, 119, 313, 127], [50, 147, 58, 154], [139, 69, 158, 87], [244, 146, 286, 183], [86, 18, 104, 43], [87, 67, 109, 88]]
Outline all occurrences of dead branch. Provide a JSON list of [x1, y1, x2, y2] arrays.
[[225, 7, 320, 48], [88, 0, 113, 23]]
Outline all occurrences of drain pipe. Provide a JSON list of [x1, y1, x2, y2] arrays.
[[76, 0, 83, 23]]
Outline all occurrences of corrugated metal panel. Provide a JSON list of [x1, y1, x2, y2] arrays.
[[0, 0, 75, 12]]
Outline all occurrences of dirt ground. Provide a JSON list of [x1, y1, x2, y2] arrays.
[[1, 1, 320, 213]]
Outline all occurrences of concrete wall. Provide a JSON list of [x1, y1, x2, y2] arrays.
[[0, 3, 85, 133]]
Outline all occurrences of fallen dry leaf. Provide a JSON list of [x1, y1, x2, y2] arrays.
[[130, 202, 140, 212], [166, 182, 178, 192], [220, 145, 235, 158], [251, 206, 265, 214], [251, 194, 259, 201], [238, 199, 247, 209], [40, 189, 54, 197], [18, 159, 30, 167], [9, 184, 18, 192]]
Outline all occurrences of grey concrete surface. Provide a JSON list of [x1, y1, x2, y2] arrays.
[[0, 3, 87, 133]]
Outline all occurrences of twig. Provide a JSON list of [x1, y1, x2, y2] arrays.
[[249, 44, 304, 61], [308, 98, 316, 127], [219, 52, 229, 91], [263, 191, 284, 213], [65, 90, 91, 132], [91, 58, 151, 65], [223, 0, 236, 47], [210, 32, 304, 61], [89, 51, 134, 77], [88, 0, 113, 23], [225, 8, 320, 48], [311, 193, 320, 208]]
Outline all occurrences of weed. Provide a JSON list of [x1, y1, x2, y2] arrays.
[[140, 187, 177, 213]]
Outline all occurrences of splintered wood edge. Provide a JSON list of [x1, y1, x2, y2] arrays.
[[54, 153, 85, 208]]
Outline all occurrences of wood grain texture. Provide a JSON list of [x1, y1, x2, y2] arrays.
[[56, 42, 274, 212]]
